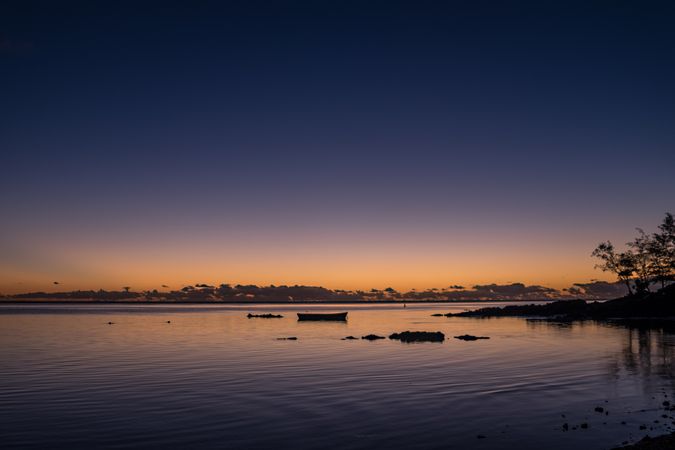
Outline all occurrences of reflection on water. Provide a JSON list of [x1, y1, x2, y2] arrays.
[[612, 324, 675, 393], [0, 303, 674, 450]]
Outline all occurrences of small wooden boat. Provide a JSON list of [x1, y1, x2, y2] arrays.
[[297, 312, 348, 321]]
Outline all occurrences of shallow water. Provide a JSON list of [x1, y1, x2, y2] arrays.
[[1, 302, 674, 449]]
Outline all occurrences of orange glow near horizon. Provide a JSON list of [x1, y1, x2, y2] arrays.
[[0, 227, 616, 294]]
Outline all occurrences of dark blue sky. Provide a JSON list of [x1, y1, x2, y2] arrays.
[[1, 1, 674, 291]]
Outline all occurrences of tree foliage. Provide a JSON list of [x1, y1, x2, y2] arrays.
[[592, 213, 675, 294]]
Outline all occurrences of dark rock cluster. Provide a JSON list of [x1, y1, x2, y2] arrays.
[[388, 331, 445, 343], [361, 334, 385, 340], [454, 334, 490, 341]]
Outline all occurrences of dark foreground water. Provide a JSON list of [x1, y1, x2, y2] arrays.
[[1, 303, 674, 450]]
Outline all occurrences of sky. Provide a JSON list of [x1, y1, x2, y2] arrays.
[[1, 1, 674, 294]]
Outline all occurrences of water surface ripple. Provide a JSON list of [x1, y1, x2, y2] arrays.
[[1, 303, 674, 449]]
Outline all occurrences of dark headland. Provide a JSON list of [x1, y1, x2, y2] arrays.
[[613, 433, 675, 450], [445, 284, 675, 322]]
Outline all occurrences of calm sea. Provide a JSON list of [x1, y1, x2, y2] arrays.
[[1, 302, 673, 449]]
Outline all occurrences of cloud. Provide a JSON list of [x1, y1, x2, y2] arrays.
[[403, 282, 563, 301], [7, 278, 635, 302], [564, 281, 629, 299], [470, 283, 559, 297]]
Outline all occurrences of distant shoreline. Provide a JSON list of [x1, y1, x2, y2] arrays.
[[447, 285, 675, 321], [0, 298, 562, 305]]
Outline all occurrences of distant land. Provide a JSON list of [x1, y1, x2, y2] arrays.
[[447, 283, 675, 321], [0, 281, 629, 303]]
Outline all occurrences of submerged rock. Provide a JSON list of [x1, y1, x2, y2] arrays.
[[277, 337, 297, 340], [453, 334, 490, 341], [248, 313, 283, 318], [595, 406, 605, 413], [431, 313, 443, 317], [342, 336, 358, 340], [361, 334, 386, 340], [389, 331, 445, 343], [613, 433, 675, 449]]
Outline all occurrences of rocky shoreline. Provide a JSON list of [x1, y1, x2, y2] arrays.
[[444, 285, 675, 321], [613, 432, 675, 449]]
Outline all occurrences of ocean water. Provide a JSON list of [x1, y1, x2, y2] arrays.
[[1, 302, 674, 449]]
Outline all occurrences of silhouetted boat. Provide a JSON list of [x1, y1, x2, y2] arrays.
[[297, 312, 348, 321]]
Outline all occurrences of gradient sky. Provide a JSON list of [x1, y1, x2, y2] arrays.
[[1, 1, 674, 294]]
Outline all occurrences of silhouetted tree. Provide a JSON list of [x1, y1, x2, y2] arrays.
[[657, 213, 675, 274], [592, 213, 675, 295], [123, 286, 131, 293], [627, 229, 654, 293], [592, 241, 635, 295], [650, 214, 674, 288]]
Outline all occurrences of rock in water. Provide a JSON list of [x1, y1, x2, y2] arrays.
[[453, 334, 490, 341], [361, 334, 386, 340], [389, 331, 445, 343], [248, 313, 283, 318]]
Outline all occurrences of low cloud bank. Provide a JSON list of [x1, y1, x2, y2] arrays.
[[7, 280, 630, 301], [564, 281, 630, 299]]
